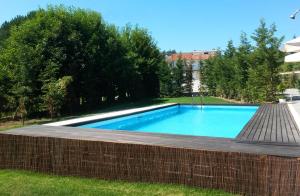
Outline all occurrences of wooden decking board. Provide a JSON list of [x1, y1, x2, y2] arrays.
[[280, 104, 289, 143], [282, 104, 291, 142], [250, 104, 269, 141], [236, 105, 263, 140], [244, 106, 263, 137], [258, 104, 272, 141], [275, 105, 282, 142], [270, 105, 277, 142], [286, 106, 300, 143], [3, 125, 300, 158], [236, 104, 300, 145], [283, 105, 296, 143], [284, 105, 300, 143], [265, 104, 274, 142], [244, 105, 268, 141]]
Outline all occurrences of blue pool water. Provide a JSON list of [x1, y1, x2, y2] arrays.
[[79, 105, 258, 138]]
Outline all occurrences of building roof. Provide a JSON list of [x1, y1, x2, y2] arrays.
[[170, 51, 216, 61]]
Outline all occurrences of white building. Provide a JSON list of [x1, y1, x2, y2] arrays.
[[166, 50, 216, 93]]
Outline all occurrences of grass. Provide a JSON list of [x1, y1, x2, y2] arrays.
[[0, 170, 236, 196], [0, 118, 53, 132], [0, 96, 231, 132], [158, 96, 231, 104]]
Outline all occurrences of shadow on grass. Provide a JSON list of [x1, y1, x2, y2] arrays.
[[0, 96, 232, 131], [0, 98, 167, 131]]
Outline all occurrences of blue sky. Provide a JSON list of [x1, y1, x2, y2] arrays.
[[0, 0, 299, 52]]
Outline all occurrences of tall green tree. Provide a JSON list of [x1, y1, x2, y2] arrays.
[[201, 20, 284, 103], [0, 6, 165, 118], [0, 12, 36, 48], [0, 64, 14, 117], [184, 60, 193, 94], [200, 50, 222, 96], [220, 40, 238, 98], [158, 62, 173, 97], [247, 20, 284, 102], [236, 32, 252, 100], [121, 25, 162, 99], [42, 76, 73, 118], [172, 56, 184, 96]]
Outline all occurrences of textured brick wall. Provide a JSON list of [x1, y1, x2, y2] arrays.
[[0, 134, 300, 196]]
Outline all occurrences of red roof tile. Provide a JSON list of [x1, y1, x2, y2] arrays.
[[170, 51, 215, 61]]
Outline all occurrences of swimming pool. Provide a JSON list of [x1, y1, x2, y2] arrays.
[[79, 105, 258, 138]]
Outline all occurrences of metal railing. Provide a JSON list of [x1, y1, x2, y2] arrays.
[[191, 93, 203, 110]]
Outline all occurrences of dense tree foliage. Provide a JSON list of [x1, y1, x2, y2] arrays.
[[201, 20, 285, 103], [278, 62, 300, 91], [0, 9, 292, 120], [0, 6, 165, 118], [172, 56, 185, 96], [158, 61, 173, 97], [184, 60, 193, 94], [0, 12, 37, 48]]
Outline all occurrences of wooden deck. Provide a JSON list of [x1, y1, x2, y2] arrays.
[[1, 104, 300, 195], [236, 104, 300, 145], [2, 124, 300, 157]]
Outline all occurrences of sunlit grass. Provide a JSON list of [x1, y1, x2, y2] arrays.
[[0, 170, 236, 196]]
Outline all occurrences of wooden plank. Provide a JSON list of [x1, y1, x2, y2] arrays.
[[279, 104, 289, 143], [237, 104, 300, 145], [283, 105, 300, 143], [270, 104, 277, 142], [252, 104, 270, 141], [244, 105, 267, 139], [236, 105, 263, 140], [276, 104, 283, 143], [282, 105, 296, 143], [2, 124, 300, 158], [244, 105, 268, 141], [265, 104, 275, 142], [258, 104, 272, 141]]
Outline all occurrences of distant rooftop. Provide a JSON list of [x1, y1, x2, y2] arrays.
[[166, 50, 216, 62]]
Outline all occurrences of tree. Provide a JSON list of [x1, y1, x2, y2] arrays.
[[236, 32, 252, 100], [288, 72, 298, 88], [158, 61, 173, 97], [0, 64, 13, 117], [200, 20, 284, 103], [200, 50, 222, 96], [0, 6, 165, 118], [0, 11, 36, 48], [297, 80, 300, 90], [220, 40, 238, 99], [15, 97, 27, 125], [248, 20, 284, 102], [162, 50, 176, 56], [42, 76, 73, 118], [184, 60, 193, 95], [172, 55, 184, 96], [120, 25, 162, 99]]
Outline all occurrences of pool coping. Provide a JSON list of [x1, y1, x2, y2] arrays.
[[3, 103, 300, 158], [45, 103, 177, 126], [2, 103, 300, 195], [45, 103, 260, 127], [2, 124, 300, 158]]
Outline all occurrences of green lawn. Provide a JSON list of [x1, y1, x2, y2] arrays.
[[0, 170, 236, 196], [158, 96, 231, 104], [0, 96, 231, 132], [78, 96, 232, 114]]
